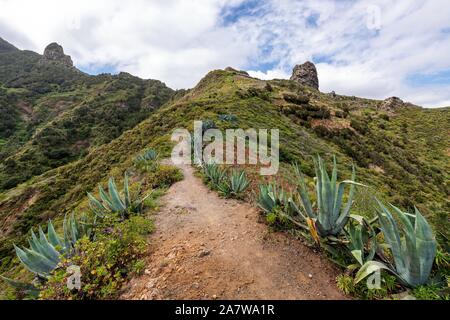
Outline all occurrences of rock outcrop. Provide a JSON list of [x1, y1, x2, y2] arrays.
[[39, 42, 74, 67], [225, 67, 250, 77], [378, 97, 405, 111], [290, 61, 319, 90]]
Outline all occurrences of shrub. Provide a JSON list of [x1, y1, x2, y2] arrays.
[[218, 114, 238, 123], [247, 87, 270, 100], [134, 149, 159, 171], [150, 165, 183, 188], [336, 273, 398, 300], [313, 125, 332, 138], [39, 216, 153, 300], [412, 284, 447, 300], [282, 93, 310, 105], [335, 110, 347, 119], [350, 119, 369, 135]]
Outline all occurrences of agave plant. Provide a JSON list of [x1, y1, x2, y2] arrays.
[[88, 173, 143, 219], [257, 182, 291, 214], [257, 182, 309, 231], [345, 215, 377, 269], [218, 170, 250, 198], [135, 149, 159, 171], [136, 149, 158, 161], [2, 214, 89, 280], [203, 162, 226, 187], [291, 156, 364, 237], [355, 201, 437, 288]]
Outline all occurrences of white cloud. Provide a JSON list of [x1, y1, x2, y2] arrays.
[[0, 0, 450, 107]]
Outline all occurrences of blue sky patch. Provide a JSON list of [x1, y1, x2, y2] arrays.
[[406, 69, 450, 87], [78, 64, 119, 75], [220, 0, 266, 26], [306, 13, 320, 28]]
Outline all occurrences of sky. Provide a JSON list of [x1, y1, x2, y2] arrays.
[[1, 0, 450, 107]]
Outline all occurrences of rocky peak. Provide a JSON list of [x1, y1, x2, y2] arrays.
[[40, 42, 73, 67], [290, 61, 319, 90]]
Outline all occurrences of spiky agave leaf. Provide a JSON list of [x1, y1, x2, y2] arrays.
[[230, 170, 250, 194], [345, 215, 377, 266], [47, 220, 62, 248], [87, 192, 106, 217], [37, 227, 60, 263], [3, 215, 91, 293], [99, 185, 115, 212], [108, 177, 126, 212], [124, 172, 131, 208], [0, 275, 40, 298], [14, 245, 57, 277]]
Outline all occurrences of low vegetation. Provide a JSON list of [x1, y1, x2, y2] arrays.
[[256, 155, 448, 300], [0, 155, 181, 300], [1, 64, 448, 300]]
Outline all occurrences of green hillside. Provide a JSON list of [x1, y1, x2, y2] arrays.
[[0, 38, 174, 191], [0, 40, 448, 299]]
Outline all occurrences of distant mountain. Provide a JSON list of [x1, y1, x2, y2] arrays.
[[0, 37, 18, 52], [0, 38, 175, 191]]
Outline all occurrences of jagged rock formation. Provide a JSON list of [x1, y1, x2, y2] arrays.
[[39, 42, 74, 67], [290, 61, 319, 90], [379, 97, 405, 111]]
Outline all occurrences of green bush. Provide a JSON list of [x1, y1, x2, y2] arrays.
[[39, 216, 153, 300], [336, 273, 398, 300], [150, 164, 183, 188], [282, 93, 310, 105]]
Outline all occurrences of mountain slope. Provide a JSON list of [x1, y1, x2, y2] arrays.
[[1, 67, 448, 260], [0, 39, 174, 191], [0, 55, 448, 300]]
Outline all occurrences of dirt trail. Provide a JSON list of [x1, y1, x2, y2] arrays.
[[120, 163, 346, 300]]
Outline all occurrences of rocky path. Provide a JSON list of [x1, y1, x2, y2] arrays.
[[120, 163, 346, 300]]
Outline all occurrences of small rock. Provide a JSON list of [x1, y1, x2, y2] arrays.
[[192, 282, 200, 289], [198, 249, 211, 258], [212, 295, 218, 300], [147, 278, 158, 289], [308, 274, 313, 279]]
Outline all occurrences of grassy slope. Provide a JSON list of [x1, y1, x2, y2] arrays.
[[0, 68, 449, 295], [0, 42, 175, 191], [0, 74, 174, 190]]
